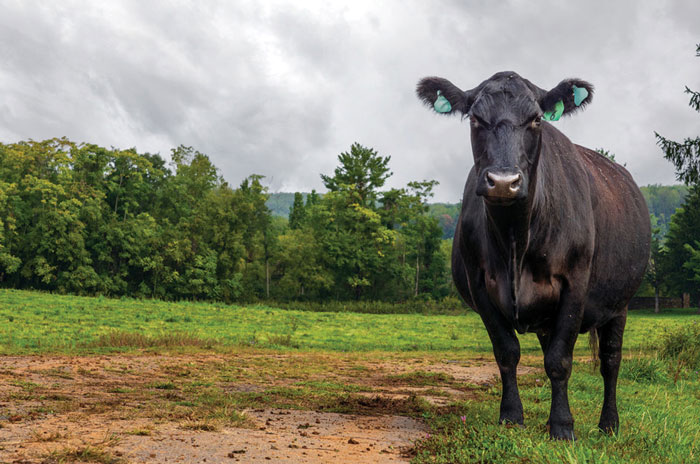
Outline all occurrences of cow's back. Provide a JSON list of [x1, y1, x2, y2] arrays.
[[577, 146, 651, 330]]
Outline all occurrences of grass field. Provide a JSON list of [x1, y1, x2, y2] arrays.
[[0, 289, 698, 463]]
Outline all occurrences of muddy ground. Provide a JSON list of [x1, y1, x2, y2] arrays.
[[0, 353, 538, 463]]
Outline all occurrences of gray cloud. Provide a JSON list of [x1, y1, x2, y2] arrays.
[[0, 0, 698, 201]]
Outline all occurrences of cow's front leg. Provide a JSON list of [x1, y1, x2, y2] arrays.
[[478, 309, 524, 426], [543, 288, 586, 440]]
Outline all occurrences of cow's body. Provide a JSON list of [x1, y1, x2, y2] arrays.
[[454, 125, 649, 334], [417, 71, 650, 439]]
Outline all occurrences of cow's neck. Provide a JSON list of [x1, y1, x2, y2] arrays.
[[484, 198, 533, 268], [484, 186, 539, 327]]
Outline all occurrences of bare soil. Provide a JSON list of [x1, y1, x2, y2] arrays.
[[0, 353, 538, 463]]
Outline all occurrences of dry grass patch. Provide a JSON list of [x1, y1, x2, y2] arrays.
[[42, 445, 124, 464], [85, 330, 217, 349]]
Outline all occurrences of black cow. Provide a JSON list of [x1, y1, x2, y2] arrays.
[[416, 72, 650, 440]]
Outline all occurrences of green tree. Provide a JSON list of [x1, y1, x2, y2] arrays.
[[273, 227, 332, 299], [310, 187, 396, 299], [656, 44, 700, 312], [661, 186, 700, 310], [655, 44, 700, 185], [645, 214, 664, 313], [321, 143, 391, 208], [400, 180, 441, 297], [0, 180, 20, 280], [288, 192, 306, 229], [237, 175, 273, 300], [305, 189, 320, 208]]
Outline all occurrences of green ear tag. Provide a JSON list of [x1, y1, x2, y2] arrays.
[[572, 85, 588, 106], [543, 100, 564, 121], [434, 90, 452, 113]]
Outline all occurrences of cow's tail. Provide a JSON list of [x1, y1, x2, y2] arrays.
[[588, 329, 599, 371]]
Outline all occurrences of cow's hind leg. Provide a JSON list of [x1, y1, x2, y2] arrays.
[[597, 313, 626, 434]]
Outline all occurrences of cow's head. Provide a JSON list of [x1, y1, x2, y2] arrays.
[[416, 71, 593, 206]]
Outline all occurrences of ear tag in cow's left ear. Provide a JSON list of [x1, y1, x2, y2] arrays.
[[543, 100, 564, 121], [572, 85, 589, 106], [434, 91, 452, 113]]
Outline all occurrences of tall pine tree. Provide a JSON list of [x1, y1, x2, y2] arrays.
[[655, 44, 700, 184], [656, 44, 700, 312]]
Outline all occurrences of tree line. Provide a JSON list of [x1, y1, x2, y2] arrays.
[[0, 140, 452, 302], [647, 43, 700, 311], [0, 137, 698, 308]]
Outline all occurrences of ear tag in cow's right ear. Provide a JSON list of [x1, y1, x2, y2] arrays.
[[542, 100, 564, 121], [434, 91, 452, 113], [572, 85, 589, 106]]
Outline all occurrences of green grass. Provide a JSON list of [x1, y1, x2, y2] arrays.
[[414, 365, 700, 463], [0, 289, 695, 355]]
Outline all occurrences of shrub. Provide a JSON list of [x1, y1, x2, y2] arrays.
[[620, 357, 669, 383], [658, 322, 700, 370]]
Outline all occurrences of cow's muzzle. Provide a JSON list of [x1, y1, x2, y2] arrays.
[[477, 170, 525, 203]]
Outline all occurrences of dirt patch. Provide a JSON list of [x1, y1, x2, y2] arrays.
[[0, 353, 539, 463]]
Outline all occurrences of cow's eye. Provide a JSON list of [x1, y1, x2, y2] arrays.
[[530, 116, 542, 129], [470, 115, 488, 129]]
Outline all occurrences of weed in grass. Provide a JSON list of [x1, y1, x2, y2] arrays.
[[125, 428, 152, 436], [30, 429, 69, 442], [40, 393, 72, 402], [293, 380, 368, 392], [109, 387, 134, 394], [43, 445, 124, 464], [657, 322, 700, 381], [267, 333, 299, 348], [42, 368, 75, 380], [11, 379, 40, 391], [180, 419, 220, 432], [148, 381, 177, 390], [620, 356, 669, 383], [76, 367, 102, 378]]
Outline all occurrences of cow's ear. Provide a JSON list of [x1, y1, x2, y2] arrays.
[[416, 77, 473, 116], [539, 79, 594, 121]]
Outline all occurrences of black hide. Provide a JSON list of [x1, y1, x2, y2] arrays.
[[416, 71, 650, 440]]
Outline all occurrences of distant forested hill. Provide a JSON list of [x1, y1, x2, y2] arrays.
[[267, 193, 305, 217], [639, 184, 688, 235], [427, 203, 461, 239], [268, 185, 688, 239]]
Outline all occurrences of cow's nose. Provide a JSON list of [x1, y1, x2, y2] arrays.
[[485, 172, 523, 198]]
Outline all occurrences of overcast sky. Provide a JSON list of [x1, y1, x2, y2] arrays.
[[1, 0, 698, 202]]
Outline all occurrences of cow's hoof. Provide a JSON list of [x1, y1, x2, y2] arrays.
[[498, 413, 524, 426], [598, 421, 619, 435], [548, 424, 575, 441]]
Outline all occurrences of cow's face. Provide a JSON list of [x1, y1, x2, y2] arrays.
[[417, 72, 593, 206]]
